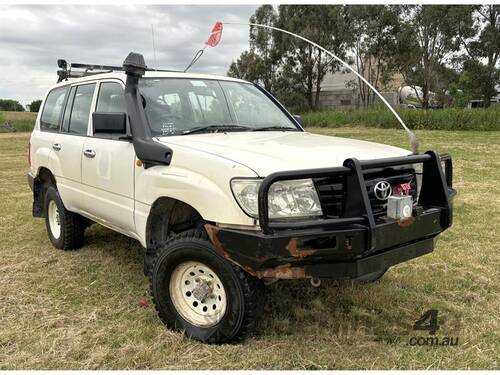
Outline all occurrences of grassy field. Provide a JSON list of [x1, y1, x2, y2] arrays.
[[302, 106, 500, 131], [2, 108, 499, 132], [0, 111, 37, 132], [0, 128, 498, 369]]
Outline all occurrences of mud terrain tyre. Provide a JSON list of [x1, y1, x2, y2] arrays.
[[44, 185, 86, 250], [150, 229, 264, 344]]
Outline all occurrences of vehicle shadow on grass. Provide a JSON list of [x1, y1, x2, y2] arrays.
[[258, 278, 415, 343], [81, 225, 145, 271], [83, 225, 412, 344]]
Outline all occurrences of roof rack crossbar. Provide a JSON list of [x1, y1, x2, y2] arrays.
[[56, 58, 181, 83], [70, 63, 124, 71]]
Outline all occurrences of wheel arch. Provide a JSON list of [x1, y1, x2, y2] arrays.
[[146, 196, 205, 247], [32, 167, 57, 217], [144, 196, 206, 276]]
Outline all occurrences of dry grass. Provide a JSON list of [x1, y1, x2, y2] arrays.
[[0, 128, 498, 369]]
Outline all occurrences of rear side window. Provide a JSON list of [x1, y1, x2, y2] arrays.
[[96, 82, 126, 113], [67, 84, 96, 135], [61, 86, 76, 133], [40, 86, 68, 132]]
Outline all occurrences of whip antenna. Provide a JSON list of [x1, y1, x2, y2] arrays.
[[151, 24, 158, 69], [219, 21, 419, 154]]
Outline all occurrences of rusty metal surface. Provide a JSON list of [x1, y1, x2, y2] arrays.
[[254, 264, 306, 279], [398, 216, 416, 228], [204, 223, 230, 259], [286, 238, 318, 258], [204, 223, 309, 280]]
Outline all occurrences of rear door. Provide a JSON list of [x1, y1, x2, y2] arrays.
[[81, 80, 136, 234], [33, 86, 68, 174], [49, 82, 96, 212]]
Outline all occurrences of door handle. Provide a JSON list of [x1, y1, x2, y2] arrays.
[[83, 149, 96, 158], [52, 143, 61, 151]]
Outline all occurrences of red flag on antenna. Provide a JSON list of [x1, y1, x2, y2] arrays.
[[207, 22, 223, 47]]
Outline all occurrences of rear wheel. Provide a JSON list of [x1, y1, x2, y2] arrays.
[[150, 229, 264, 344], [44, 186, 86, 250]]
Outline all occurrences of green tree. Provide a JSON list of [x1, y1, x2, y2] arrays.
[[0, 99, 25, 112], [344, 5, 399, 106], [29, 99, 42, 113], [228, 5, 279, 92], [458, 5, 500, 107], [249, 5, 280, 91], [276, 5, 351, 110], [448, 77, 473, 108], [228, 50, 263, 84], [391, 5, 470, 108]]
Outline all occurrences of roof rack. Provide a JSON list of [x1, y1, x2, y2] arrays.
[[56, 58, 181, 83]]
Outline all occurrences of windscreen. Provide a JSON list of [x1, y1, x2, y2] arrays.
[[139, 78, 298, 136]]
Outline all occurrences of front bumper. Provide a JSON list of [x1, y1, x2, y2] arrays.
[[205, 208, 446, 280], [206, 151, 455, 280]]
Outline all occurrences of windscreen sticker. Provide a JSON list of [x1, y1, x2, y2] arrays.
[[190, 80, 207, 87], [161, 121, 176, 135]]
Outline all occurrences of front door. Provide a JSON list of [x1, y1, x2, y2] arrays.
[[81, 81, 136, 233]]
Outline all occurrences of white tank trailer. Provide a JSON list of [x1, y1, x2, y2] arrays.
[[398, 85, 439, 108]]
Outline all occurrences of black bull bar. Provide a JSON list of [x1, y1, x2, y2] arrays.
[[205, 150, 454, 280]]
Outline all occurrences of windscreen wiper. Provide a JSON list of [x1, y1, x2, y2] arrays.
[[182, 124, 252, 135], [251, 126, 298, 131]]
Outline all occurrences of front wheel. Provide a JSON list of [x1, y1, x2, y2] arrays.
[[150, 229, 264, 344]]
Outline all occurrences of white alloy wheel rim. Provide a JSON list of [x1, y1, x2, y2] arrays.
[[48, 200, 61, 239], [169, 261, 227, 328]]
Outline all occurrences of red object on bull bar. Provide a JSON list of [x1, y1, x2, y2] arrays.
[[393, 178, 413, 196]]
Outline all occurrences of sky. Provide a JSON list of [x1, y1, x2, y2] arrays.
[[0, 4, 258, 106]]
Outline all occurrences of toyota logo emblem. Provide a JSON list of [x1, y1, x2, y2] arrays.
[[374, 181, 392, 201]]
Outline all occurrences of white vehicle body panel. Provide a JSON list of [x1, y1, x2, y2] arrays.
[[81, 137, 136, 233], [134, 141, 258, 247], [157, 132, 410, 176], [48, 133, 86, 212], [30, 130, 56, 176], [29, 91, 55, 178]]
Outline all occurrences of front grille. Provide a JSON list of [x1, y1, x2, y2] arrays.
[[314, 175, 345, 217], [364, 167, 417, 216], [314, 167, 417, 219]]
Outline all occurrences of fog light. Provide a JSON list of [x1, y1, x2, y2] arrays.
[[387, 195, 413, 220]]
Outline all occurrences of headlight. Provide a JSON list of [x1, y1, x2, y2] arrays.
[[230, 178, 323, 219]]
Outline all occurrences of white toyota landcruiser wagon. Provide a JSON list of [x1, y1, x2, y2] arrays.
[[28, 53, 455, 343]]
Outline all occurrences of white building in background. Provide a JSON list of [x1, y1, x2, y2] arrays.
[[466, 97, 500, 109], [314, 68, 404, 110], [313, 70, 359, 110], [315, 67, 499, 110]]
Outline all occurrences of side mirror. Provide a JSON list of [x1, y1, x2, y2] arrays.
[[93, 112, 127, 134], [293, 114, 305, 127]]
